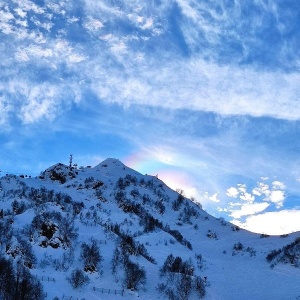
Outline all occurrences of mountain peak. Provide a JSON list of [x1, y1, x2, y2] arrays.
[[92, 158, 139, 177], [93, 158, 124, 169]]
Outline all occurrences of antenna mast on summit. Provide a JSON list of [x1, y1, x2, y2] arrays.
[[69, 154, 73, 169]]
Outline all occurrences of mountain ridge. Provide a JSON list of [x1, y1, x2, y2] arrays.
[[0, 158, 299, 300]]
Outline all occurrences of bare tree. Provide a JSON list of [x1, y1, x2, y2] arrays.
[[123, 260, 146, 290], [81, 239, 102, 272]]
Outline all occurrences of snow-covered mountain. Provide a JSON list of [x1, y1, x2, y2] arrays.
[[0, 158, 299, 300]]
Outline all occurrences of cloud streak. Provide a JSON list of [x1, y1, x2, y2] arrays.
[[0, 80, 82, 126], [0, 0, 300, 129], [230, 202, 270, 219]]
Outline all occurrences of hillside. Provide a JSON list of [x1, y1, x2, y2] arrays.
[[0, 158, 299, 300]]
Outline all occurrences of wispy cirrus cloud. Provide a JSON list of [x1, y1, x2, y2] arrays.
[[0, 80, 82, 125], [1, 0, 300, 129], [90, 59, 300, 120], [0, 97, 13, 129]]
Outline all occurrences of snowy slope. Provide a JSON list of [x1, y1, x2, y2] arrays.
[[0, 158, 300, 300]]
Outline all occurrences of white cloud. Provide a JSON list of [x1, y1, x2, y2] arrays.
[[225, 178, 287, 224], [110, 40, 127, 54], [233, 210, 300, 235], [84, 17, 104, 32], [228, 202, 242, 207], [217, 207, 229, 212], [0, 97, 12, 128], [209, 193, 220, 203], [15, 48, 29, 62], [230, 202, 269, 219], [240, 192, 255, 203], [237, 184, 246, 193], [226, 184, 255, 203], [251, 180, 286, 208], [141, 18, 154, 30], [25, 45, 52, 58], [68, 54, 86, 63], [0, 10, 14, 22], [268, 190, 285, 208], [252, 188, 261, 196], [47, 3, 64, 15], [253, 182, 270, 195], [14, 8, 27, 18], [99, 33, 113, 41], [14, 0, 45, 14], [19, 86, 59, 124], [81, 0, 123, 18], [272, 181, 285, 190], [67, 17, 80, 24], [0, 23, 14, 35], [15, 19, 28, 27], [30, 16, 53, 31], [54, 40, 72, 54], [136, 15, 143, 23], [226, 187, 239, 198]]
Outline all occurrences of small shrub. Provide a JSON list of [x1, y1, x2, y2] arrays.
[[172, 194, 184, 211], [84, 176, 94, 186], [130, 188, 140, 198], [280, 234, 289, 238], [68, 268, 90, 289], [81, 239, 102, 273], [260, 233, 270, 238], [231, 225, 240, 231], [206, 230, 217, 239], [219, 217, 227, 226], [11, 200, 27, 215], [233, 242, 243, 251], [123, 260, 146, 290], [195, 276, 206, 298], [195, 253, 203, 269], [246, 247, 256, 257], [50, 171, 66, 184]]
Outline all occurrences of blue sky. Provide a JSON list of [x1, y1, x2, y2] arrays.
[[1, 0, 300, 234]]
